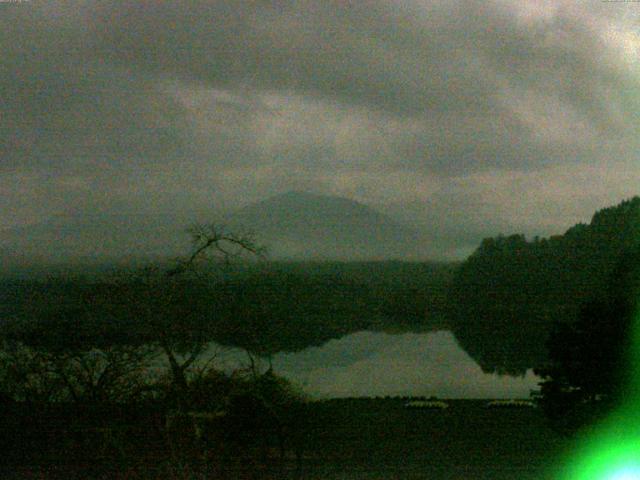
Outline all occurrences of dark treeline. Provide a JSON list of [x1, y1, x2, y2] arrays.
[[0, 261, 454, 355], [4, 198, 640, 378], [4, 198, 640, 379], [533, 247, 640, 433], [448, 196, 640, 375], [213, 261, 454, 352]]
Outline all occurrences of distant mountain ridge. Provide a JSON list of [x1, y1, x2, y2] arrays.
[[226, 191, 430, 260], [1, 191, 432, 269]]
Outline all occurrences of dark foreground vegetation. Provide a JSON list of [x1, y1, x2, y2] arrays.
[[535, 247, 640, 435], [0, 228, 459, 479], [0, 367, 311, 479], [0, 397, 566, 480]]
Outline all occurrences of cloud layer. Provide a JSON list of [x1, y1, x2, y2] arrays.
[[3, 1, 640, 263]]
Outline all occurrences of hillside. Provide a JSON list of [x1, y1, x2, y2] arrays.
[[448, 197, 640, 375]]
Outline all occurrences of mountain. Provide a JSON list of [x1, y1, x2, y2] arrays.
[[1, 191, 430, 270], [225, 191, 430, 260]]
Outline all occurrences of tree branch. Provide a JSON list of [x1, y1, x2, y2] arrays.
[[167, 223, 266, 276]]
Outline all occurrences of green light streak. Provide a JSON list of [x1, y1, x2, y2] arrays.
[[559, 306, 640, 479]]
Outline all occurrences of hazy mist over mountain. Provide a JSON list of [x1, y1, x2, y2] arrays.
[[2, 191, 436, 269], [226, 191, 431, 261], [1, 212, 193, 270]]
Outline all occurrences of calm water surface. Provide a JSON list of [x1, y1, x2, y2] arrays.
[[213, 331, 540, 399]]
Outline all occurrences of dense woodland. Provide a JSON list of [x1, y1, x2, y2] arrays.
[[449, 196, 640, 374]]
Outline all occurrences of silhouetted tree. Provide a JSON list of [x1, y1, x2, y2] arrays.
[[94, 223, 265, 410], [0, 339, 154, 404], [0, 223, 265, 411]]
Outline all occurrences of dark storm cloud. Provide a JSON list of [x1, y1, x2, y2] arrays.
[[2, 0, 640, 262]]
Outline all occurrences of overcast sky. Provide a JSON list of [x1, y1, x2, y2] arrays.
[[3, 0, 640, 265]]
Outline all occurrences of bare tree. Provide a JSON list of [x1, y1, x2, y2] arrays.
[[168, 223, 266, 276], [119, 223, 266, 410]]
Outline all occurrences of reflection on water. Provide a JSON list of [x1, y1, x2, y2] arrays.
[[213, 331, 540, 399]]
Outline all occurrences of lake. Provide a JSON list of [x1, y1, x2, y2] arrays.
[[212, 330, 541, 399]]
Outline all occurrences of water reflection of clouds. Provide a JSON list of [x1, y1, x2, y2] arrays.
[[274, 331, 392, 370], [207, 331, 540, 399], [273, 331, 540, 399]]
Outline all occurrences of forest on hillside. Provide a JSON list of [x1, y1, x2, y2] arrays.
[[448, 196, 640, 374]]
